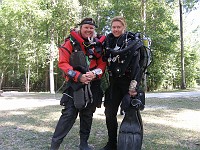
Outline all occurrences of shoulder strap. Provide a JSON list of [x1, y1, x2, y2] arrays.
[[60, 46, 71, 55], [70, 29, 85, 52], [59, 37, 72, 55]]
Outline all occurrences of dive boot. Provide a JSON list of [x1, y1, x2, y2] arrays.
[[79, 141, 92, 150], [100, 142, 117, 150]]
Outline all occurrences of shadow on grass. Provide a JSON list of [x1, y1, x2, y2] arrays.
[[0, 97, 200, 150]]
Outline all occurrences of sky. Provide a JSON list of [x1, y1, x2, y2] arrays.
[[185, 2, 200, 33], [185, 2, 200, 45]]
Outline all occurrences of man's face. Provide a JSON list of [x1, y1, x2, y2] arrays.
[[80, 24, 95, 39], [111, 21, 125, 37]]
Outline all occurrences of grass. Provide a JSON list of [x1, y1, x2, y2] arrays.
[[142, 97, 200, 150], [0, 92, 200, 150]]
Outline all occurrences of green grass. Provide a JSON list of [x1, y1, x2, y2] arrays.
[[142, 97, 200, 150], [0, 93, 200, 150]]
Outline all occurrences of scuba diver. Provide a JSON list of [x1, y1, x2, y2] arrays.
[[101, 16, 150, 150], [50, 17, 106, 150]]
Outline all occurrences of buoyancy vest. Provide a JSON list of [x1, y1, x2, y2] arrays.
[[104, 32, 151, 83], [68, 29, 106, 59], [59, 29, 106, 79]]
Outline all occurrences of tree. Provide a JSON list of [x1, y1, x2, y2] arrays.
[[0, 0, 199, 92], [167, 0, 199, 89], [179, 0, 186, 89], [0, 0, 81, 92]]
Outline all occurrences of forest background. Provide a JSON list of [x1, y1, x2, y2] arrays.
[[0, 0, 199, 93]]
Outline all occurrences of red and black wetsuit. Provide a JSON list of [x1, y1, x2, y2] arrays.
[[50, 30, 106, 149], [58, 34, 106, 82]]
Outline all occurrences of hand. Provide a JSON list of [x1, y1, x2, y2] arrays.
[[129, 89, 137, 97], [129, 80, 137, 97], [85, 71, 96, 81], [79, 71, 96, 84], [79, 74, 90, 84]]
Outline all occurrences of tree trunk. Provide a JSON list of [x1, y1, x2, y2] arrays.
[[45, 66, 49, 92], [141, 0, 146, 31], [0, 72, 4, 89], [49, 29, 55, 94], [25, 65, 30, 92], [179, 0, 186, 89], [49, 51, 55, 94], [141, 0, 148, 91]]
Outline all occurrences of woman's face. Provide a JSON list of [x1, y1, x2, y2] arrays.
[[111, 21, 125, 37], [80, 24, 95, 39]]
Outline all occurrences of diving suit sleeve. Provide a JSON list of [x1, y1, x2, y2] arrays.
[[58, 40, 82, 82]]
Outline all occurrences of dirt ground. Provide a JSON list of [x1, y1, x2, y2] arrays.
[[0, 89, 200, 111]]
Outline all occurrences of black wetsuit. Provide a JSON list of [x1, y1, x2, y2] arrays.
[[103, 32, 144, 149]]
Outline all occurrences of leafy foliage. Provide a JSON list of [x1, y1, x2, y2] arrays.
[[0, 0, 199, 91]]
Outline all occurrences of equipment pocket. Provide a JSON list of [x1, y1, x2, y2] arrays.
[[73, 87, 86, 110], [60, 87, 73, 106], [60, 93, 69, 106]]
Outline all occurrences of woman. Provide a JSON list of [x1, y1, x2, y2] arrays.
[[50, 17, 106, 150], [101, 16, 145, 150]]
